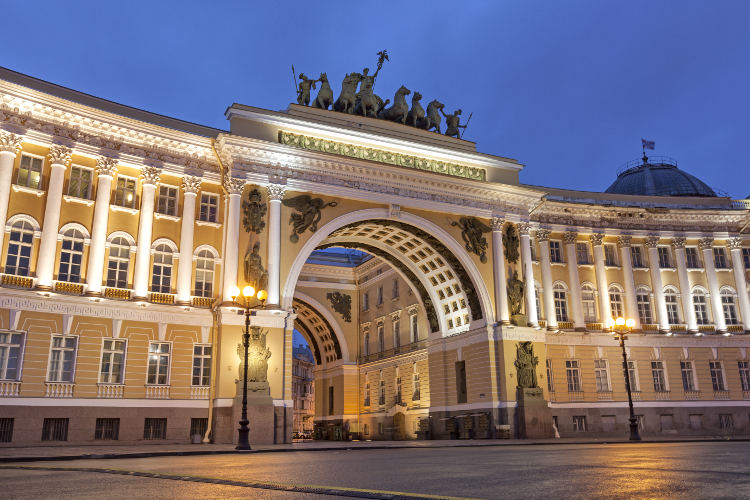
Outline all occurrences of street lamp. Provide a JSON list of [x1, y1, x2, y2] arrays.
[[229, 284, 268, 451], [606, 316, 641, 441]]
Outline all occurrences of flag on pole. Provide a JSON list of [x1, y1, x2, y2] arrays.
[[641, 139, 655, 150]]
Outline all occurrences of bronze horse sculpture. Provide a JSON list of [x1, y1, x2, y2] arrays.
[[378, 85, 411, 124]]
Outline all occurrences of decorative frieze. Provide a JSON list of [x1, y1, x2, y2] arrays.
[[589, 233, 605, 246], [182, 175, 202, 194], [0, 131, 23, 153], [47, 144, 72, 166], [140, 166, 161, 185], [95, 156, 118, 177]]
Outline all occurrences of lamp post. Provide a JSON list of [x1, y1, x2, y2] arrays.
[[606, 316, 642, 441], [229, 284, 268, 451]]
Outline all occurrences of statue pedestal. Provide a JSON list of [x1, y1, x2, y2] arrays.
[[232, 380, 275, 445], [510, 314, 527, 327], [516, 387, 553, 439]]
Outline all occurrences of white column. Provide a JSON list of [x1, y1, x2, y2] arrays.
[[646, 236, 670, 333], [36, 145, 72, 289], [266, 184, 286, 307], [564, 231, 585, 330], [491, 217, 509, 324], [222, 177, 245, 302], [673, 237, 698, 333], [701, 237, 727, 333], [86, 157, 118, 295], [519, 223, 538, 327], [590, 233, 612, 324], [536, 229, 557, 330], [176, 176, 202, 304], [0, 132, 23, 252], [132, 167, 161, 299], [729, 237, 750, 331], [617, 236, 641, 331]]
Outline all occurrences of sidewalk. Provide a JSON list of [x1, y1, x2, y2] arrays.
[[0, 435, 744, 463]]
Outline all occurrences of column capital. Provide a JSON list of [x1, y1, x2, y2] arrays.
[[95, 157, 118, 177], [698, 237, 714, 250], [182, 175, 202, 194], [490, 216, 505, 231], [645, 235, 661, 248], [728, 237, 744, 250], [671, 236, 687, 249], [266, 183, 287, 201], [563, 231, 578, 245], [48, 144, 72, 166], [518, 222, 531, 236], [535, 228, 551, 242], [589, 233, 605, 246], [0, 131, 23, 154], [617, 235, 632, 248], [140, 166, 161, 186], [224, 176, 246, 195]]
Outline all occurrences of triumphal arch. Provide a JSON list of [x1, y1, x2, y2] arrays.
[[1, 64, 749, 446]]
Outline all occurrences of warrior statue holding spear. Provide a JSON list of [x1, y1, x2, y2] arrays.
[[441, 108, 472, 138]]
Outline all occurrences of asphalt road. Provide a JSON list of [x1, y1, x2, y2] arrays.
[[2, 441, 750, 499]]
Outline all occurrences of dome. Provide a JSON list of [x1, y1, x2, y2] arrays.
[[605, 156, 717, 197]]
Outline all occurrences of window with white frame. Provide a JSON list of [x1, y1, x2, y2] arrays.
[[156, 185, 178, 216], [549, 240, 562, 263], [106, 237, 130, 289], [546, 359, 554, 392], [739, 361, 750, 392], [686, 247, 702, 268], [636, 289, 652, 324], [553, 284, 568, 322], [409, 312, 418, 343], [576, 242, 590, 264], [604, 244, 618, 266], [651, 361, 668, 392], [693, 289, 710, 325], [709, 361, 726, 391], [627, 360, 640, 391], [594, 359, 610, 392], [743, 248, 750, 270], [681, 361, 697, 392], [565, 360, 581, 392], [151, 244, 173, 293], [572, 415, 587, 432], [17, 154, 43, 189], [47, 335, 77, 382], [609, 286, 624, 319], [392, 278, 399, 299], [362, 292, 369, 311], [658, 247, 672, 268], [630, 246, 645, 268], [713, 247, 729, 269], [194, 250, 214, 298], [99, 339, 126, 384], [147, 342, 170, 385], [581, 285, 597, 322], [5, 220, 35, 276], [0, 331, 24, 380], [412, 366, 421, 400], [377, 323, 384, 352], [393, 317, 401, 348], [57, 228, 85, 283], [68, 166, 93, 199], [664, 288, 681, 324], [721, 289, 739, 325], [199, 193, 218, 222], [535, 286, 543, 319], [192, 345, 211, 386], [113, 176, 136, 208]]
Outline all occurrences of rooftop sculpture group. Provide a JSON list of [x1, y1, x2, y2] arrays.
[[294, 50, 471, 138]]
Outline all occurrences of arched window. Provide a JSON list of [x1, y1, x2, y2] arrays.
[[609, 285, 624, 319], [581, 284, 597, 322], [58, 229, 85, 283], [721, 289, 739, 325], [106, 237, 131, 289], [553, 283, 569, 322], [193, 250, 214, 298], [151, 244, 173, 293], [692, 288, 710, 325], [636, 287, 652, 325], [5, 220, 35, 276], [664, 287, 681, 324]]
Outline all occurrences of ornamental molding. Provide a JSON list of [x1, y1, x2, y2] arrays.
[[266, 184, 287, 201], [182, 175, 202, 194], [95, 156, 118, 177], [490, 217, 504, 231], [728, 237, 744, 250], [140, 165, 161, 185], [47, 144, 72, 166], [279, 130, 487, 182], [589, 233, 605, 246], [671, 236, 687, 249], [563, 231, 578, 245], [645, 235, 661, 248], [223, 176, 246, 195], [518, 223, 531, 236], [535, 229, 551, 242], [698, 237, 714, 250], [617, 235, 632, 248], [0, 130, 23, 153]]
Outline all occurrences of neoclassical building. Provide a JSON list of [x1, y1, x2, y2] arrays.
[[0, 66, 749, 446]]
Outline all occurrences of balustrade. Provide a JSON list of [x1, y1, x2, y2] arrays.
[[45, 382, 74, 398], [97, 384, 124, 398], [145, 385, 170, 399], [0, 381, 20, 397]]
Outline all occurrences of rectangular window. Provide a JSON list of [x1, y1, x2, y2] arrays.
[[17, 154, 43, 189], [0, 418, 13, 443], [546, 359, 554, 392], [377, 286, 383, 306], [199, 193, 218, 222], [604, 244, 618, 266], [549, 241, 562, 263], [743, 248, 750, 270], [637, 293, 652, 324], [147, 342, 170, 385], [412, 372, 421, 401], [554, 289, 568, 322], [58, 232, 84, 283], [594, 359, 610, 392], [143, 418, 167, 439], [630, 246, 645, 268], [68, 166, 93, 199], [393, 319, 400, 348], [363, 331, 370, 357], [651, 361, 668, 392], [710, 361, 726, 391], [575, 242, 590, 265], [328, 386, 334, 415], [713, 247, 729, 269], [42, 418, 68, 441], [665, 294, 680, 324], [582, 289, 597, 322], [192, 345, 211, 386], [113, 176, 137, 208], [156, 185, 178, 216], [0, 331, 24, 380], [362, 292, 369, 311], [719, 414, 734, 432], [392, 279, 399, 299], [99, 339, 126, 384], [658, 247, 672, 268], [364, 383, 371, 406], [95, 418, 120, 440], [395, 376, 402, 404], [681, 361, 696, 392], [693, 293, 709, 325], [572, 415, 587, 432], [47, 335, 77, 382], [738, 361, 750, 392], [377, 324, 385, 352], [190, 418, 208, 439], [410, 313, 418, 343], [455, 360, 467, 404], [106, 240, 130, 289], [686, 247, 702, 269], [378, 378, 385, 405], [565, 360, 581, 392], [627, 361, 639, 391]]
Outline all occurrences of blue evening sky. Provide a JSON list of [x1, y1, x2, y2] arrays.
[[3, 1, 749, 197]]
